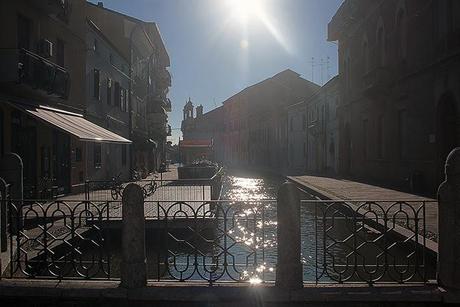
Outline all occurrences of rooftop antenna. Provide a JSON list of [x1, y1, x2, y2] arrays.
[[307, 57, 315, 83], [319, 58, 325, 85]]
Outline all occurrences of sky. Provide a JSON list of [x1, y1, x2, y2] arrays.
[[88, 0, 343, 144]]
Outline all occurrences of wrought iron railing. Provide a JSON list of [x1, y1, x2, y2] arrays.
[[84, 170, 223, 202], [143, 200, 277, 284], [2, 195, 436, 285], [6, 200, 112, 280], [303, 199, 437, 285]]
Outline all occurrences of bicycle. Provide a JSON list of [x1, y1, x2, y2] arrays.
[[110, 173, 123, 200]]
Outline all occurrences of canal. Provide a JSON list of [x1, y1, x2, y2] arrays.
[[217, 169, 321, 282]]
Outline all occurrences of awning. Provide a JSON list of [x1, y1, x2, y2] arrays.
[[12, 103, 132, 144], [179, 139, 213, 148]]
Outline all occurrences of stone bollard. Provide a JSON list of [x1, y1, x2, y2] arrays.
[[275, 181, 303, 289], [437, 147, 460, 290], [0, 177, 8, 253], [120, 183, 147, 289]]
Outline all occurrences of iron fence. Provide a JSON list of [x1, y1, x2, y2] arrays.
[[5, 199, 112, 280], [144, 200, 277, 284], [84, 173, 223, 202], [303, 199, 436, 285], [2, 196, 436, 285]]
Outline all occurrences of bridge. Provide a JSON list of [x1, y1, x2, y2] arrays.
[[1, 152, 460, 306]]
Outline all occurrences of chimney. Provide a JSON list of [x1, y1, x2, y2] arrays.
[[97, 2, 104, 7], [196, 105, 203, 118]]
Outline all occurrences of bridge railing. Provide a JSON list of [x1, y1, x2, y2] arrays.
[[84, 170, 223, 202], [303, 199, 436, 285], [0, 189, 437, 286]]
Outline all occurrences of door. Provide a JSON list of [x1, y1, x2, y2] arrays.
[[53, 130, 71, 195], [11, 111, 37, 198]]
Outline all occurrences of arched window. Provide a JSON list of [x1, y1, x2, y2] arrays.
[[376, 17, 386, 67], [396, 9, 407, 60], [377, 25, 385, 66], [362, 38, 369, 74]]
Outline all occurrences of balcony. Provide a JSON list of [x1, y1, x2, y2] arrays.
[[156, 69, 171, 90], [0, 48, 70, 99], [30, 0, 68, 16], [147, 95, 171, 112], [362, 66, 391, 98], [167, 124, 172, 136]]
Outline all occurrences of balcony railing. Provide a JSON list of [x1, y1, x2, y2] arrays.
[[30, 0, 67, 15], [0, 48, 70, 99]]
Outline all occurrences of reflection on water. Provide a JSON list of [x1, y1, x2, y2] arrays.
[[220, 171, 320, 282]]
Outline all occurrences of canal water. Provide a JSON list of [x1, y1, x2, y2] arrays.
[[217, 169, 318, 282]]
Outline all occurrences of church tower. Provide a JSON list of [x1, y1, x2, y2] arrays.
[[181, 98, 195, 139], [183, 98, 194, 120]]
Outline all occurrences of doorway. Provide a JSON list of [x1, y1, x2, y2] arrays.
[[53, 130, 71, 195]]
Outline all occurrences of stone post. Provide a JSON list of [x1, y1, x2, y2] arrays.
[[0, 153, 23, 234], [120, 183, 147, 289], [438, 147, 460, 290], [0, 177, 8, 252], [275, 181, 302, 289]]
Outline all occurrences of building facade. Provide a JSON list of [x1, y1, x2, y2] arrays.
[[85, 19, 131, 181], [181, 70, 319, 173], [181, 98, 224, 164], [305, 76, 340, 175], [0, 0, 130, 197], [329, 0, 460, 194], [86, 2, 172, 178]]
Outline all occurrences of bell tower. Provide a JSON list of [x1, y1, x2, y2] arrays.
[[183, 98, 194, 120]]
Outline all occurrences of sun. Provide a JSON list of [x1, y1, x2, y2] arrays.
[[226, 0, 265, 25]]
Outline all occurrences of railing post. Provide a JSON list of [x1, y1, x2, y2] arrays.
[[121, 183, 147, 288], [276, 181, 302, 289], [438, 147, 460, 290]]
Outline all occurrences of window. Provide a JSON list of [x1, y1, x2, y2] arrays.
[[75, 147, 82, 162], [93, 39, 98, 52], [377, 115, 384, 158], [107, 78, 112, 105], [17, 15, 31, 50], [302, 113, 306, 130], [363, 39, 369, 74], [122, 144, 127, 166], [377, 25, 385, 66], [396, 9, 407, 60], [40, 146, 50, 177], [121, 88, 127, 111], [56, 38, 65, 67], [94, 143, 102, 168], [114, 82, 121, 107], [398, 110, 408, 159], [363, 119, 369, 159], [93, 69, 100, 100]]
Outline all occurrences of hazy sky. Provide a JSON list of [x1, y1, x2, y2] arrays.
[[88, 0, 343, 143]]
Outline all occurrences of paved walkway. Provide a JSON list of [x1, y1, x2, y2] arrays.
[[288, 175, 438, 252]]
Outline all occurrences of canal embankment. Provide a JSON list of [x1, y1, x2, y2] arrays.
[[287, 175, 438, 256]]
